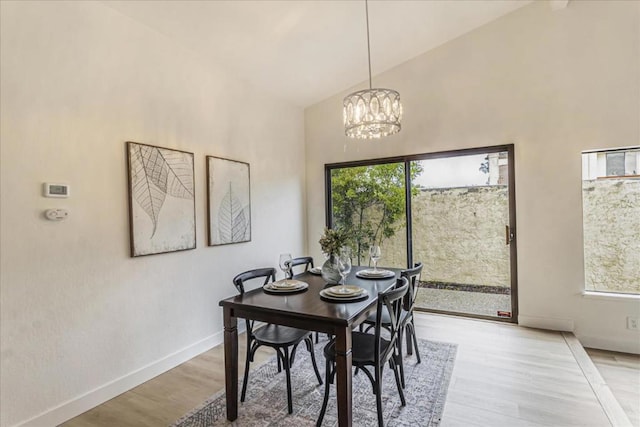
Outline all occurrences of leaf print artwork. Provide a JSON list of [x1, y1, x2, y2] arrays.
[[127, 142, 196, 257], [218, 183, 249, 244], [130, 144, 194, 237], [207, 156, 251, 246], [130, 144, 167, 237]]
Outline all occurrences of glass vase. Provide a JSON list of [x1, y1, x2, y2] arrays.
[[321, 255, 342, 285]]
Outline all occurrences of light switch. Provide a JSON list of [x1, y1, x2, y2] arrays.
[[45, 209, 69, 221]]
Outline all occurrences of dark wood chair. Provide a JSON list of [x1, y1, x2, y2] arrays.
[[233, 267, 322, 414], [397, 262, 423, 386], [286, 256, 325, 343], [361, 262, 424, 388], [285, 256, 314, 278], [316, 277, 409, 427]]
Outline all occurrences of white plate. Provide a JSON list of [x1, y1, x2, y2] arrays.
[[309, 267, 322, 275], [324, 285, 364, 297], [271, 279, 305, 289], [263, 281, 308, 293], [356, 269, 395, 279], [320, 288, 368, 301]]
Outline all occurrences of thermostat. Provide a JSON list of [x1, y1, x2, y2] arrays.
[[43, 183, 69, 198]]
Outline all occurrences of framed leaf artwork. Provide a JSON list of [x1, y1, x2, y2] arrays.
[[126, 141, 196, 257], [206, 156, 251, 246]]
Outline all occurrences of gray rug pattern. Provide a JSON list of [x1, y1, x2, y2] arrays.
[[172, 337, 457, 427]]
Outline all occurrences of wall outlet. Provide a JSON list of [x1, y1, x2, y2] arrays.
[[627, 317, 639, 331]]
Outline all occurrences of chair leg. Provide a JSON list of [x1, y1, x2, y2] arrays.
[[397, 327, 406, 389], [306, 337, 323, 385], [317, 359, 334, 427], [357, 366, 376, 393], [410, 320, 421, 363], [406, 321, 413, 356], [390, 358, 406, 407], [290, 342, 301, 366], [283, 347, 293, 414], [315, 331, 319, 343], [375, 365, 384, 427], [240, 343, 253, 402]]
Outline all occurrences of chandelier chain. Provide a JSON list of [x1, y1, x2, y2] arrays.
[[365, 0, 372, 90]]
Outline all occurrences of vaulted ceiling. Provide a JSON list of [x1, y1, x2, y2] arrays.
[[104, 1, 533, 107]]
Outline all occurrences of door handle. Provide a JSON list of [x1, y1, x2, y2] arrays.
[[505, 225, 514, 245]]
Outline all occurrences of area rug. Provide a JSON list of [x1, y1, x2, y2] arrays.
[[172, 337, 457, 427]]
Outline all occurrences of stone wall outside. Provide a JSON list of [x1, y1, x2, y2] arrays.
[[377, 179, 639, 293], [381, 186, 511, 288], [582, 178, 640, 294]]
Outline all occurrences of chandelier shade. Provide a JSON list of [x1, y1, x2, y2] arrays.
[[343, 0, 402, 140], [343, 88, 402, 139]]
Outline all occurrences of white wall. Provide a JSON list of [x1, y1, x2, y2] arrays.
[[0, 2, 306, 426], [305, 1, 640, 353]]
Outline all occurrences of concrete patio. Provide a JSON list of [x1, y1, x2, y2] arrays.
[[415, 283, 512, 318]]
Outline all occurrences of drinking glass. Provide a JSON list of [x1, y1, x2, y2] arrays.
[[279, 253, 292, 280], [338, 253, 352, 286], [369, 245, 381, 272]]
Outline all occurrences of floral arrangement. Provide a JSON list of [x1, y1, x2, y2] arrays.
[[319, 227, 349, 257]]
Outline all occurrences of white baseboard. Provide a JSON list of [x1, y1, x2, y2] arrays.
[[576, 333, 640, 355], [13, 331, 225, 427], [519, 315, 639, 354], [518, 314, 574, 332]]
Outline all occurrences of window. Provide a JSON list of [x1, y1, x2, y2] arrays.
[[582, 147, 640, 295], [606, 152, 626, 176], [584, 148, 640, 179], [327, 161, 408, 268]]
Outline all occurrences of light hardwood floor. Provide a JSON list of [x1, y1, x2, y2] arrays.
[[62, 313, 639, 427], [586, 348, 640, 427]]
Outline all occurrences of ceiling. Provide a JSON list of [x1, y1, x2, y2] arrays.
[[103, 0, 533, 108]]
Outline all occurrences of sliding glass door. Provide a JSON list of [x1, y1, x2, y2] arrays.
[[410, 150, 515, 319], [326, 145, 518, 322]]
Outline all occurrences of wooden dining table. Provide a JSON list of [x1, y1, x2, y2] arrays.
[[219, 265, 400, 427]]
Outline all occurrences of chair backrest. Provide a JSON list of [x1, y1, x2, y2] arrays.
[[233, 268, 276, 295], [375, 277, 409, 365], [285, 256, 314, 278], [232, 268, 276, 336], [401, 262, 423, 312]]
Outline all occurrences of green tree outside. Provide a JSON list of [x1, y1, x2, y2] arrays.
[[330, 162, 423, 265]]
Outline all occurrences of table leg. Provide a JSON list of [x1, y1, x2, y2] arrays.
[[223, 308, 238, 421], [334, 326, 353, 426]]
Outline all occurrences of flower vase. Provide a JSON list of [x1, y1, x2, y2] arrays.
[[321, 255, 342, 285]]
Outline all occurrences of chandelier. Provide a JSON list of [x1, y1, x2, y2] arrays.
[[343, 0, 402, 139]]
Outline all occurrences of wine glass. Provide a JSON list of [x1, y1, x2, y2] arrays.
[[279, 253, 292, 281], [337, 253, 352, 286], [369, 245, 381, 272]]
